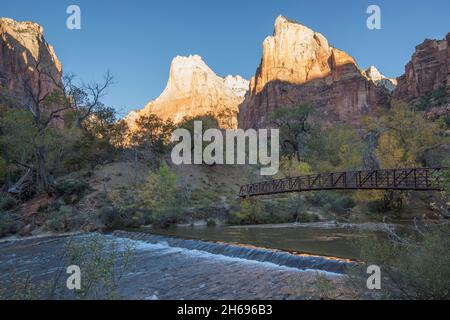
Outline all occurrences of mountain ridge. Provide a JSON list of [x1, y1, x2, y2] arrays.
[[238, 15, 390, 129], [126, 54, 249, 129]]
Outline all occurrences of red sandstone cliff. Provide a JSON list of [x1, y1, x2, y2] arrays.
[[0, 18, 62, 107], [238, 16, 389, 129], [394, 33, 449, 118]]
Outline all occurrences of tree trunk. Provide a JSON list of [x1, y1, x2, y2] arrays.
[[72, 116, 82, 129], [36, 145, 53, 194], [1, 147, 12, 191]]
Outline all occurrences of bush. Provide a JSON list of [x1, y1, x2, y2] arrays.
[[308, 191, 355, 214], [66, 234, 135, 299], [367, 200, 386, 214], [0, 193, 18, 212], [297, 212, 320, 223], [151, 209, 181, 229], [44, 206, 73, 232], [229, 197, 266, 225], [98, 205, 147, 231], [348, 227, 450, 299], [0, 234, 136, 299], [55, 178, 91, 204], [206, 219, 216, 227], [139, 164, 188, 228], [0, 212, 19, 237]]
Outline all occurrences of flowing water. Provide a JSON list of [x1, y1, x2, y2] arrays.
[[0, 223, 386, 299], [150, 223, 375, 260]]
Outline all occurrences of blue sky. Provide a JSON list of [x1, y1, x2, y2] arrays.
[[2, 0, 449, 116]]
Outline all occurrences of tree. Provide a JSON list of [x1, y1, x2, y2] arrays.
[[268, 105, 318, 161], [139, 163, 185, 226], [1, 54, 117, 194], [0, 108, 37, 194], [179, 114, 220, 161], [230, 197, 265, 225], [358, 101, 449, 212], [130, 114, 174, 168], [20, 57, 70, 193], [366, 101, 448, 168], [308, 125, 365, 173], [63, 71, 114, 129]]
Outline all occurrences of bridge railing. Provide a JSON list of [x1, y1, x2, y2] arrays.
[[239, 167, 447, 197]]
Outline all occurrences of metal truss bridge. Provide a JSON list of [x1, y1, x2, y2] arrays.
[[239, 167, 447, 197]]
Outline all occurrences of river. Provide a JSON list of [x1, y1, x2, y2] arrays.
[[150, 223, 374, 260], [0, 223, 386, 299]]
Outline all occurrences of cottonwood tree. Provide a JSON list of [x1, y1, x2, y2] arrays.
[[268, 105, 317, 161], [19, 57, 70, 193], [131, 114, 174, 168], [3, 55, 115, 195]]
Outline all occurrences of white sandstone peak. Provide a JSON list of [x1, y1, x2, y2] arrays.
[[223, 75, 249, 98], [365, 66, 397, 92], [127, 55, 249, 129], [365, 66, 384, 82]]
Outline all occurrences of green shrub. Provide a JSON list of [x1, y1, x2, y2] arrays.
[[348, 227, 450, 299], [206, 219, 217, 227], [297, 212, 320, 223], [139, 164, 188, 228], [229, 197, 266, 225], [55, 178, 91, 204], [151, 209, 180, 229], [0, 193, 18, 212], [308, 191, 355, 214], [66, 234, 135, 299], [0, 212, 19, 237], [367, 200, 385, 214], [413, 86, 447, 111], [98, 205, 147, 230], [45, 206, 73, 232]]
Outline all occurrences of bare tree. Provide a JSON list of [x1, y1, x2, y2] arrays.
[[2, 54, 114, 195], [21, 57, 69, 193], [63, 71, 114, 128]]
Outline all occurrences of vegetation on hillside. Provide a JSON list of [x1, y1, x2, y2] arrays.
[[0, 58, 448, 238]]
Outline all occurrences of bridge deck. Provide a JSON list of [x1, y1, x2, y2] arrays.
[[239, 168, 446, 197]]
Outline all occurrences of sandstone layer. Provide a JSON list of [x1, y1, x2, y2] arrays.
[[128, 55, 249, 129], [0, 18, 62, 107], [238, 16, 389, 129], [394, 33, 449, 117], [364, 66, 397, 93]]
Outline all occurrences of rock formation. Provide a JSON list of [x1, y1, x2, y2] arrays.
[[0, 18, 62, 107], [238, 16, 389, 129], [129, 55, 248, 129], [394, 33, 449, 117], [365, 66, 397, 92]]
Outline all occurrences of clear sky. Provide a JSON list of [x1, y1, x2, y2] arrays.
[[2, 0, 449, 116]]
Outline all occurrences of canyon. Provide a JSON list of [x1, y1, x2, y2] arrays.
[[0, 16, 448, 130]]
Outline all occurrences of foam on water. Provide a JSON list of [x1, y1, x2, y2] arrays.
[[100, 232, 354, 275]]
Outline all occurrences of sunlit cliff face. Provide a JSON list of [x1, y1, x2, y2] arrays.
[[239, 15, 389, 129], [126, 54, 249, 130], [0, 18, 62, 106]]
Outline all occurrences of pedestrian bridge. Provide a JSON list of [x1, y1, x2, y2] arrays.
[[239, 167, 447, 197]]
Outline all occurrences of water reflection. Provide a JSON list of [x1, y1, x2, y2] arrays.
[[151, 224, 375, 260]]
